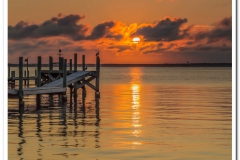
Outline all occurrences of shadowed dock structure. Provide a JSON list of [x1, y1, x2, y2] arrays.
[[8, 53, 100, 113]]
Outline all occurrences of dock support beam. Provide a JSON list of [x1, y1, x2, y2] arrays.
[[49, 56, 53, 71], [11, 71, 15, 88], [82, 55, 85, 71], [36, 56, 42, 109], [62, 59, 67, 103], [70, 59, 72, 72], [95, 56, 100, 98], [24, 71, 26, 85], [74, 53, 77, 72], [8, 66, 10, 77], [19, 57, 24, 112]]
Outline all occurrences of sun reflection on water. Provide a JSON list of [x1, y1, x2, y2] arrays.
[[130, 68, 142, 148]]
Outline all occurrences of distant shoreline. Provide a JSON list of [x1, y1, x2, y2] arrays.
[[8, 63, 232, 67]]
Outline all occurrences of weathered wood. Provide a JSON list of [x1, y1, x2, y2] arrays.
[[43, 71, 91, 87], [37, 56, 41, 87], [27, 70, 29, 87], [63, 59, 67, 88], [82, 55, 85, 71], [10, 71, 15, 88], [23, 87, 66, 95], [41, 70, 76, 74], [26, 58, 29, 87], [8, 66, 10, 77], [24, 70, 26, 85], [75, 76, 96, 90], [74, 53, 77, 72], [9, 76, 37, 81], [8, 89, 18, 94], [11, 71, 15, 81], [58, 57, 62, 70], [95, 56, 100, 98], [19, 57, 23, 105], [70, 59, 72, 72], [48, 74, 54, 81], [49, 56, 53, 71]]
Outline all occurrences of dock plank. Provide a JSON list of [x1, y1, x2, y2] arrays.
[[43, 71, 91, 87], [8, 71, 92, 95], [8, 89, 18, 95], [23, 87, 66, 95]]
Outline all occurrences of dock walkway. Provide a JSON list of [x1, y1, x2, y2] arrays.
[[8, 71, 92, 95]]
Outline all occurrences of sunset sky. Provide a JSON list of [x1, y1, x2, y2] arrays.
[[8, 0, 232, 64]]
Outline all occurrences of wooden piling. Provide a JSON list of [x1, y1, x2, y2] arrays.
[[35, 68, 37, 85], [27, 70, 29, 87], [11, 71, 15, 80], [82, 55, 85, 71], [37, 56, 42, 87], [63, 59, 67, 88], [59, 57, 61, 70], [19, 57, 24, 111], [62, 59, 67, 103], [11, 71, 15, 88], [74, 53, 77, 72], [70, 59, 72, 72], [8, 66, 10, 77], [36, 56, 42, 110], [24, 70, 26, 85], [95, 56, 100, 98], [49, 56, 53, 71]]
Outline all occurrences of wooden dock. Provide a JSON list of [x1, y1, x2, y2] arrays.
[[8, 53, 100, 113]]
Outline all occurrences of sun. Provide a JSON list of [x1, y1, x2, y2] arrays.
[[132, 37, 140, 43]]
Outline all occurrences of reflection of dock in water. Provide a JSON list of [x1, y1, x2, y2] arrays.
[[13, 94, 101, 158], [8, 53, 100, 113]]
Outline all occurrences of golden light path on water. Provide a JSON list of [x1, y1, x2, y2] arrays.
[[130, 68, 142, 148]]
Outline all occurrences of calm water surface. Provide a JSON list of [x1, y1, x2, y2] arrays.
[[8, 67, 232, 160]]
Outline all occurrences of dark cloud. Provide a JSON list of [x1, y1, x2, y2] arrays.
[[195, 45, 232, 52], [8, 42, 39, 55], [176, 44, 231, 52], [8, 14, 123, 41], [8, 14, 87, 40], [58, 40, 72, 46], [131, 18, 189, 41], [106, 34, 123, 40], [108, 45, 132, 52], [195, 17, 232, 43], [87, 21, 116, 40]]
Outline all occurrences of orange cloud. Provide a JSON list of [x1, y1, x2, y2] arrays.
[[8, 14, 232, 64]]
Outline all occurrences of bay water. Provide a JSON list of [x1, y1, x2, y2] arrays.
[[8, 67, 232, 160]]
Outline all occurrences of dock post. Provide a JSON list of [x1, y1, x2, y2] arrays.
[[36, 56, 42, 109], [95, 56, 100, 98], [82, 54, 86, 96], [37, 56, 42, 87], [63, 59, 67, 88], [27, 70, 29, 87], [70, 59, 72, 72], [74, 88, 77, 107], [73, 54, 78, 103], [11, 71, 15, 88], [59, 57, 61, 70], [74, 53, 77, 72], [8, 66, 10, 78], [49, 56, 53, 71], [82, 55, 85, 71], [24, 70, 26, 85], [35, 68, 37, 85], [62, 59, 67, 103], [19, 57, 24, 112]]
